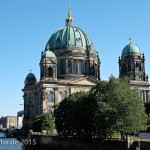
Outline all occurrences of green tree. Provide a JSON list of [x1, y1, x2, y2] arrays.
[[90, 76, 148, 138], [55, 91, 91, 138], [55, 76, 148, 140], [32, 113, 55, 133]]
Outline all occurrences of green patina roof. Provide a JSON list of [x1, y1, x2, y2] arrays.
[[45, 6, 97, 53], [47, 25, 96, 52], [26, 73, 36, 79], [122, 43, 141, 56], [41, 50, 56, 59]]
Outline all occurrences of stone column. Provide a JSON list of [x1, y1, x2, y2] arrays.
[[66, 59, 68, 73], [69, 86, 71, 95], [45, 66, 48, 78], [146, 91, 149, 103], [143, 90, 146, 103], [76, 60, 78, 74], [126, 62, 128, 72], [82, 60, 84, 74], [145, 91, 147, 103], [148, 90, 150, 102], [71, 59, 73, 74], [53, 66, 55, 79], [56, 65, 57, 78]]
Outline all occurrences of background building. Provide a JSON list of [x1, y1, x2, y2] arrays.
[[17, 110, 24, 129], [0, 116, 17, 128], [22, 8, 100, 129]]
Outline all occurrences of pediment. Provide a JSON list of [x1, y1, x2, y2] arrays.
[[71, 77, 98, 86]]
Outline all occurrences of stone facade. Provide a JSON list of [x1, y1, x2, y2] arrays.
[[0, 116, 17, 129]]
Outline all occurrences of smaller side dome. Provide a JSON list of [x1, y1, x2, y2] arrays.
[[122, 43, 141, 56], [26, 73, 36, 79], [24, 72, 37, 86], [41, 50, 56, 59], [122, 38, 141, 56]]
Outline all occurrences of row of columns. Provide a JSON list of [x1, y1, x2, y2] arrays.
[[40, 66, 57, 80], [142, 90, 150, 103], [58, 58, 100, 79]]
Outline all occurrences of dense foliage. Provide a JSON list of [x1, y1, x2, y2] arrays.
[[32, 113, 55, 133], [55, 77, 148, 139], [54, 91, 91, 138], [90, 77, 148, 137]]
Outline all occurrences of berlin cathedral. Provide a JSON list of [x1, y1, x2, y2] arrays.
[[22, 7, 150, 128]]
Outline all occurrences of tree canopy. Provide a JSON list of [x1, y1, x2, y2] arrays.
[[32, 113, 55, 133], [55, 76, 149, 139], [90, 77, 148, 136]]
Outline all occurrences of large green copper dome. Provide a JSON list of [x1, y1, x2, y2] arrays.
[[48, 25, 95, 51], [122, 39, 141, 56], [47, 25, 96, 52], [46, 8, 96, 53]]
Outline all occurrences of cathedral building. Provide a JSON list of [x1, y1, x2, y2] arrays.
[[22, 7, 150, 130], [22, 8, 100, 129], [118, 38, 150, 103]]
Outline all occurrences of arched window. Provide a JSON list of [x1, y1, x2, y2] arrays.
[[128, 61, 131, 71], [90, 62, 95, 75], [123, 64, 126, 72], [72, 60, 76, 74], [62, 59, 66, 74], [57, 60, 66, 75], [72, 60, 83, 74], [139, 63, 142, 71], [68, 59, 72, 73], [47, 91, 54, 102], [61, 91, 67, 100], [41, 67, 44, 78], [136, 62, 140, 71], [48, 67, 53, 77], [85, 61, 88, 74], [77, 61, 82, 74], [57, 61, 61, 75]]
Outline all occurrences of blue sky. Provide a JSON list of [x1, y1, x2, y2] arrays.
[[1, 0, 150, 116]]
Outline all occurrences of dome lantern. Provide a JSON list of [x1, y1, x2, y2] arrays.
[[65, 4, 73, 26]]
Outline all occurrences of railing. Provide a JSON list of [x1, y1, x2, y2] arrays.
[[29, 130, 58, 136]]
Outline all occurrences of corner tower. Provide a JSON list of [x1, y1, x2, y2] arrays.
[[118, 38, 150, 102], [40, 45, 57, 81]]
